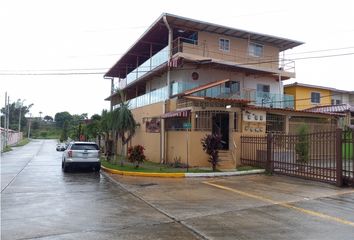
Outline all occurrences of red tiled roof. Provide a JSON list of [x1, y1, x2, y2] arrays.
[[306, 104, 353, 113], [246, 106, 344, 117], [183, 95, 250, 104]]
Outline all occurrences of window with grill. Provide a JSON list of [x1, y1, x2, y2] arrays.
[[233, 112, 239, 132], [311, 92, 321, 103], [165, 117, 190, 131], [266, 113, 285, 133]]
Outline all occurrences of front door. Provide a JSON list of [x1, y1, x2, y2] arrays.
[[212, 113, 229, 150]]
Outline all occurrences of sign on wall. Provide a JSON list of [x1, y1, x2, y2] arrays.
[[146, 118, 160, 133]]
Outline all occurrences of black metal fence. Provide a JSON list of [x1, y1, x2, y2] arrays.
[[240, 129, 354, 186]]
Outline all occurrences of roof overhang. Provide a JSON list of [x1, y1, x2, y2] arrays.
[[246, 106, 345, 117], [105, 13, 304, 78]]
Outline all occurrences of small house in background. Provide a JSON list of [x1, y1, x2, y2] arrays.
[[104, 13, 340, 169], [306, 104, 354, 128], [284, 82, 354, 110]]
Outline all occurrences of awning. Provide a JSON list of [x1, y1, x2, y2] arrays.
[[161, 109, 191, 118]]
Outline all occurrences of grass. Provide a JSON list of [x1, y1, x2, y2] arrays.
[[1, 145, 12, 153], [101, 158, 214, 173], [14, 138, 30, 147]]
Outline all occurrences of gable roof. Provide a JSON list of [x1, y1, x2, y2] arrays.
[[284, 82, 353, 93]]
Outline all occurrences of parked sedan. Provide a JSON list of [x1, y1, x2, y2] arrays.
[[62, 141, 101, 172], [56, 143, 66, 151]]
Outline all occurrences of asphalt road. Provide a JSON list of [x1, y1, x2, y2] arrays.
[[1, 140, 199, 240], [2, 139, 354, 240]]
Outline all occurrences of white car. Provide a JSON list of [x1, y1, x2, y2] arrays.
[[62, 141, 101, 172]]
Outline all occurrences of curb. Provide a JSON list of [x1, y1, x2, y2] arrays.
[[101, 165, 265, 178]]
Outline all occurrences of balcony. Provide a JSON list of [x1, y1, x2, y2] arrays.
[[115, 46, 169, 90], [172, 37, 295, 77], [171, 82, 294, 109], [113, 86, 168, 110]]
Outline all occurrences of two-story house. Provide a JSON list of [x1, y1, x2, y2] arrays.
[[104, 13, 336, 168], [284, 82, 354, 110]]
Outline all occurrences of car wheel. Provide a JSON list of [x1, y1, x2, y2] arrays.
[[63, 162, 69, 172], [94, 165, 101, 172]]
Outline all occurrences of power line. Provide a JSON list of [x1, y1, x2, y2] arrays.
[[285, 46, 354, 55], [1, 51, 353, 76]]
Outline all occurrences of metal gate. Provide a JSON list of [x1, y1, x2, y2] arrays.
[[240, 129, 354, 186]]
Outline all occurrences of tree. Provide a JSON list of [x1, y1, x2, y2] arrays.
[[100, 109, 112, 158], [111, 92, 137, 166], [201, 134, 223, 171], [60, 120, 69, 142], [1, 101, 33, 131], [86, 114, 102, 142], [54, 112, 73, 128], [43, 115, 53, 121]]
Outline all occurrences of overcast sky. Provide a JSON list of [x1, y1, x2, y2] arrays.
[[1, 0, 354, 119]]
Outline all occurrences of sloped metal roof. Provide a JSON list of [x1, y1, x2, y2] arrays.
[[105, 13, 303, 78]]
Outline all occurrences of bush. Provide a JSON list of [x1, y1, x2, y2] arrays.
[[127, 145, 146, 168], [201, 134, 222, 171], [295, 124, 309, 163]]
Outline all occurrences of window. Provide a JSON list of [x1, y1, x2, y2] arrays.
[[332, 99, 342, 105], [219, 38, 230, 52], [249, 42, 263, 57], [311, 92, 321, 103], [233, 112, 239, 132], [257, 84, 270, 93], [165, 117, 189, 131], [225, 81, 240, 94], [266, 114, 285, 133]]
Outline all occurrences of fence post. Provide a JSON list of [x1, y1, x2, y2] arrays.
[[336, 128, 343, 187], [266, 133, 273, 173]]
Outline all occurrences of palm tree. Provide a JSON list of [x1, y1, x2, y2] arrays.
[[100, 109, 112, 158], [111, 91, 137, 166]]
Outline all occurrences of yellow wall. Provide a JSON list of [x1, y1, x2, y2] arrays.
[[284, 86, 331, 110], [129, 102, 165, 163]]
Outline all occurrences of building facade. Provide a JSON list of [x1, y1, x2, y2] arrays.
[[284, 82, 354, 110], [104, 13, 336, 169]]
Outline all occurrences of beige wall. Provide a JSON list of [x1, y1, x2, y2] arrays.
[[129, 102, 165, 163], [171, 64, 281, 94], [182, 31, 280, 70]]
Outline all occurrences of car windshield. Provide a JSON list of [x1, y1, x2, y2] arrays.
[[71, 144, 99, 151]]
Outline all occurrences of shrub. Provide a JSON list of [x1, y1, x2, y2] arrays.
[[127, 145, 146, 168], [201, 134, 222, 171], [295, 124, 309, 163]]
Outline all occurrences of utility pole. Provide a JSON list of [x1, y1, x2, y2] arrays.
[[17, 99, 25, 133], [7, 95, 10, 145], [27, 113, 32, 139]]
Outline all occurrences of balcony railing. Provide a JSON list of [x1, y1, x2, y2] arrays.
[[113, 86, 168, 110], [171, 82, 294, 109], [117, 46, 169, 89]]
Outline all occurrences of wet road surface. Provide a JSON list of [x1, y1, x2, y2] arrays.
[[1, 140, 198, 240], [2, 139, 354, 239]]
